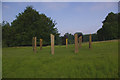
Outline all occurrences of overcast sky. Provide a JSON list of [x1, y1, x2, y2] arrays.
[[2, 2, 118, 36]]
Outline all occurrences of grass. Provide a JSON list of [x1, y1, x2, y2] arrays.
[[2, 40, 118, 78]]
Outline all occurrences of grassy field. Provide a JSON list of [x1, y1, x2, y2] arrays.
[[2, 40, 118, 78]]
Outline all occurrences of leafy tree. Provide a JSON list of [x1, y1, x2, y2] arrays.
[[118, 12, 120, 39], [97, 28, 104, 41], [3, 6, 60, 47], [91, 33, 98, 41], [83, 33, 98, 42], [64, 33, 74, 44], [83, 34, 89, 42], [97, 12, 119, 41], [0, 23, 2, 46], [2, 21, 13, 47]]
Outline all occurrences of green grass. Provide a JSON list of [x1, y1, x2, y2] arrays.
[[2, 40, 118, 78]]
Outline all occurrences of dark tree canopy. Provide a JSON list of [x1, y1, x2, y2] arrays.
[[64, 33, 74, 44], [2, 6, 60, 47], [83, 33, 98, 42], [97, 12, 119, 41]]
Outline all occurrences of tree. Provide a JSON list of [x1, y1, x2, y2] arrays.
[[2, 21, 12, 47], [97, 12, 119, 41], [0, 23, 2, 46], [64, 33, 74, 44], [97, 28, 104, 41], [3, 6, 59, 47]]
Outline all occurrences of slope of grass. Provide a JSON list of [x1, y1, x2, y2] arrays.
[[2, 40, 118, 78]]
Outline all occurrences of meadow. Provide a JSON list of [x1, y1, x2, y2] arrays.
[[2, 40, 118, 78]]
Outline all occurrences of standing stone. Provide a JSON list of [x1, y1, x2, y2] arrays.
[[79, 36, 82, 48], [66, 38, 68, 48], [40, 39, 42, 50], [51, 34, 54, 55], [89, 34, 92, 48], [75, 34, 78, 53]]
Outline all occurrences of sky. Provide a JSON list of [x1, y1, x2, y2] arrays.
[[2, 2, 118, 36]]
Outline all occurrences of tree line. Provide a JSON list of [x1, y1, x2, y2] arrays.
[[2, 6, 119, 47], [97, 12, 119, 41]]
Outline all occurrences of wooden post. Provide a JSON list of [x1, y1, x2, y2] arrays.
[[89, 34, 92, 48], [34, 37, 37, 53], [51, 34, 54, 55], [32, 37, 35, 51], [40, 39, 42, 50], [79, 36, 82, 48], [66, 38, 68, 48], [75, 34, 78, 53]]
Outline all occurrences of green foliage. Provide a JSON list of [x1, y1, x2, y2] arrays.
[[64, 33, 74, 44], [83, 34, 89, 42], [91, 33, 98, 41], [2, 21, 15, 47], [0, 23, 2, 46], [97, 12, 119, 41], [2, 41, 118, 78], [2, 6, 60, 47], [119, 13, 120, 39], [83, 33, 98, 42], [61, 32, 98, 44]]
